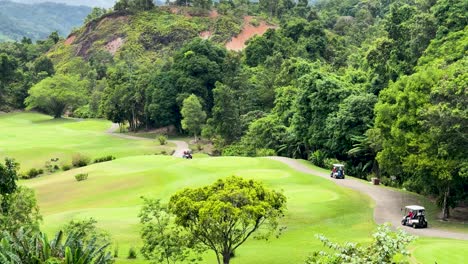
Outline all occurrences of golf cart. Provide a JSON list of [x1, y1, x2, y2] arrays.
[[330, 164, 345, 179], [182, 149, 192, 159], [401, 205, 428, 228]]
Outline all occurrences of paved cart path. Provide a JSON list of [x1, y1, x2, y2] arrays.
[[106, 123, 188, 157], [268, 156, 468, 240], [106, 123, 467, 240]]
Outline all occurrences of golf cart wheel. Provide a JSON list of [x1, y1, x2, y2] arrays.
[[423, 222, 427, 228], [401, 220, 405, 226], [412, 223, 417, 229]]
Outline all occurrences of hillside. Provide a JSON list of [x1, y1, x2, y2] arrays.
[[50, 7, 274, 63], [0, 0, 91, 41]]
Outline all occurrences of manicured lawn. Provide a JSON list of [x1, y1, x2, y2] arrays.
[[411, 238, 468, 264], [7, 112, 466, 263], [0, 112, 173, 171], [24, 155, 375, 263]]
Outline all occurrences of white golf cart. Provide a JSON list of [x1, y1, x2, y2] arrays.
[[330, 164, 345, 179], [401, 205, 428, 228]]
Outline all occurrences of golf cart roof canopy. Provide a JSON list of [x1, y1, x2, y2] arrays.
[[333, 164, 345, 167], [405, 205, 425, 211]]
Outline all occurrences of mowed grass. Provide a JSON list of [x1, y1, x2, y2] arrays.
[[24, 155, 376, 263], [410, 238, 468, 264], [0, 112, 174, 170]]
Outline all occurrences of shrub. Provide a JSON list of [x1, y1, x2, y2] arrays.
[[72, 154, 90, 167], [156, 134, 168, 145], [249, 18, 260, 27], [196, 143, 203, 151], [256, 148, 276, 157], [75, 173, 88, 181], [323, 158, 341, 170], [25, 168, 43, 179], [93, 155, 116, 163], [128, 247, 137, 259], [309, 150, 326, 168], [160, 150, 167, 155], [61, 164, 72, 171]]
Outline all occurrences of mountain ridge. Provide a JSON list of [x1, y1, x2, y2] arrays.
[[0, 0, 91, 41]]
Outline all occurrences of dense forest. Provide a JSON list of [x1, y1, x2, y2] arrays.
[[0, 0, 466, 218], [0, 0, 91, 41]]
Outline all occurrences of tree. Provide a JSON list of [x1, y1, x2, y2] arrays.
[[211, 82, 241, 144], [0, 186, 42, 234], [180, 94, 206, 141], [0, 158, 19, 213], [84, 7, 107, 23], [169, 176, 287, 264], [33, 55, 55, 77], [0, 158, 41, 234], [139, 198, 201, 264], [374, 58, 467, 219], [305, 224, 415, 264], [25, 74, 88, 118]]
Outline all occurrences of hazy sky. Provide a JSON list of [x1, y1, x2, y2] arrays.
[[2, 0, 117, 8]]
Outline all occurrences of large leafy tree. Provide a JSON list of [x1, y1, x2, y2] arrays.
[[375, 58, 467, 219], [169, 176, 286, 264], [0, 158, 41, 234], [290, 68, 350, 158], [25, 74, 88, 118], [181, 94, 206, 141], [0, 158, 19, 213], [211, 82, 241, 144]]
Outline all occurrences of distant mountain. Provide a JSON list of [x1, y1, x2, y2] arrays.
[[5, 0, 116, 8], [0, 1, 91, 41]]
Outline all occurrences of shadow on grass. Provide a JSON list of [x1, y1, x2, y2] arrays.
[[32, 117, 80, 125]]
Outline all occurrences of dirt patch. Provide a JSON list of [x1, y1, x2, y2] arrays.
[[226, 16, 276, 51], [104, 37, 124, 55], [74, 13, 129, 58], [209, 9, 219, 18], [199, 30, 212, 39], [64, 35, 76, 45]]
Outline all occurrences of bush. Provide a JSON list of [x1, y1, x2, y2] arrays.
[[72, 154, 90, 167], [256, 148, 276, 157], [323, 158, 341, 170], [160, 150, 167, 155], [23, 168, 44, 179], [127, 247, 137, 259], [196, 143, 203, 151], [61, 164, 72, 171], [93, 155, 116, 163], [75, 173, 88, 181], [249, 18, 260, 27], [309, 150, 326, 168], [157, 134, 168, 145]]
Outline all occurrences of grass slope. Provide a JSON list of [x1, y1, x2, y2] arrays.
[[0, 112, 173, 171], [24, 155, 375, 263]]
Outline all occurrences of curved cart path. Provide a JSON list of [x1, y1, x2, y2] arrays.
[[269, 157, 468, 240], [105, 123, 467, 240], [106, 123, 188, 157]]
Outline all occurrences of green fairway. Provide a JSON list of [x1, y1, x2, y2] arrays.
[[24, 155, 376, 263], [6, 112, 466, 264], [411, 238, 468, 264], [0, 112, 174, 171]]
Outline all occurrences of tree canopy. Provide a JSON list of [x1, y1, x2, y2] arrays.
[[169, 176, 287, 264]]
